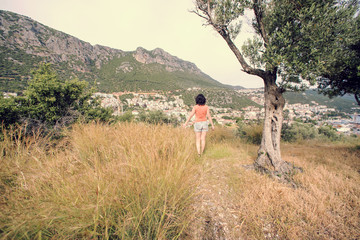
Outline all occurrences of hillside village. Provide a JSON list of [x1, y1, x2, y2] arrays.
[[93, 88, 360, 135]]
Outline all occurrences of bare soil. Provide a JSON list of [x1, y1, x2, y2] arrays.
[[186, 156, 245, 239]]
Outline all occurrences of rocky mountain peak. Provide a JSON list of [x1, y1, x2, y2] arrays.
[[133, 46, 201, 74]]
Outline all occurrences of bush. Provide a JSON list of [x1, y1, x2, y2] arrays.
[[237, 121, 263, 145], [138, 110, 179, 126], [282, 122, 345, 143], [281, 122, 318, 142], [0, 95, 23, 127], [1, 63, 113, 131], [318, 125, 341, 141], [208, 126, 237, 144], [116, 110, 134, 122]]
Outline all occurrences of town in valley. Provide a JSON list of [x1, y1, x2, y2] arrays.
[[91, 88, 360, 135]]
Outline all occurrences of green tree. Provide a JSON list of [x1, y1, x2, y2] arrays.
[[193, 0, 359, 174], [24, 63, 89, 124], [0, 94, 23, 127], [1, 63, 113, 130], [318, 39, 360, 105]]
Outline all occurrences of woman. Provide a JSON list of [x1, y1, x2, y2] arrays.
[[183, 94, 215, 156]]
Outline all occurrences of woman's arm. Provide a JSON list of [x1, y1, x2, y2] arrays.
[[183, 106, 196, 127], [207, 107, 215, 130]]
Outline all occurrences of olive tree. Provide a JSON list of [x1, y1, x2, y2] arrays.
[[193, 0, 359, 174]]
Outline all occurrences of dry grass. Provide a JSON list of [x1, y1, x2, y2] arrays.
[[1, 123, 359, 239], [226, 141, 360, 240], [0, 122, 199, 239]]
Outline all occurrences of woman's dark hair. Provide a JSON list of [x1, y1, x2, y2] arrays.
[[195, 94, 206, 105]]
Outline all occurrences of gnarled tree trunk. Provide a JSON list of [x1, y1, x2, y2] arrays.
[[254, 76, 293, 174], [215, 30, 295, 174]]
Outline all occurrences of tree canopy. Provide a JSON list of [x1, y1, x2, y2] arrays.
[[195, 0, 360, 92]]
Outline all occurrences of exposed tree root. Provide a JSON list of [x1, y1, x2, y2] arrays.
[[243, 162, 303, 188]]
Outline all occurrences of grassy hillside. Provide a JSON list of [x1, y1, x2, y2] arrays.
[[285, 89, 358, 113], [179, 89, 261, 110], [1, 123, 359, 239], [95, 54, 225, 92]]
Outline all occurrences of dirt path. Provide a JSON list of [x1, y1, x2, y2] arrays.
[[187, 156, 245, 239]]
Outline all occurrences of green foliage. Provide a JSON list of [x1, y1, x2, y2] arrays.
[[138, 110, 179, 126], [281, 122, 343, 143], [241, 37, 264, 68], [318, 38, 360, 104], [1, 63, 113, 130], [196, 0, 359, 93], [76, 96, 113, 123], [196, 0, 249, 40], [318, 125, 341, 141], [237, 121, 263, 144], [273, 0, 359, 91], [24, 63, 87, 124], [281, 122, 318, 142], [0, 95, 23, 127], [116, 110, 134, 122]]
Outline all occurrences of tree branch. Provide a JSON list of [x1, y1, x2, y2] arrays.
[[216, 24, 269, 79], [189, 10, 210, 22], [193, 0, 270, 81], [253, 0, 269, 46]]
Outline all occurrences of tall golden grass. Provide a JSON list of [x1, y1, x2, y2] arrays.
[[223, 138, 360, 239], [1, 123, 359, 239], [0, 122, 199, 239]]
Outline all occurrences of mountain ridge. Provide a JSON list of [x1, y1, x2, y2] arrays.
[[0, 10, 228, 93]]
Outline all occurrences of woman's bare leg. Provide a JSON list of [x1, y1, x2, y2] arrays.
[[200, 131, 207, 154], [195, 132, 202, 155]]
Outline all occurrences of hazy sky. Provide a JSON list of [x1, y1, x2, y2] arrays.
[[1, 0, 264, 88]]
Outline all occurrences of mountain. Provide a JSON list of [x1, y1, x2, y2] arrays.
[[284, 90, 358, 113], [0, 10, 227, 93]]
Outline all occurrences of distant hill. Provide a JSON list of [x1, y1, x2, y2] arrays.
[[284, 90, 358, 113], [0, 10, 227, 93], [223, 84, 245, 90], [179, 88, 261, 110]]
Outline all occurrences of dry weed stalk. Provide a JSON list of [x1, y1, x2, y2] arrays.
[[0, 122, 199, 239]]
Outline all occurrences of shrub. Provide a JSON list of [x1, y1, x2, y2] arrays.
[[281, 122, 318, 142], [318, 124, 341, 141], [116, 110, 134, 122], [237, 121, 263, 145], [1, 63, 113, 131], [0, 95, 23, 127], [138, 110, 179, 126], [208, 126, 237, 144]]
